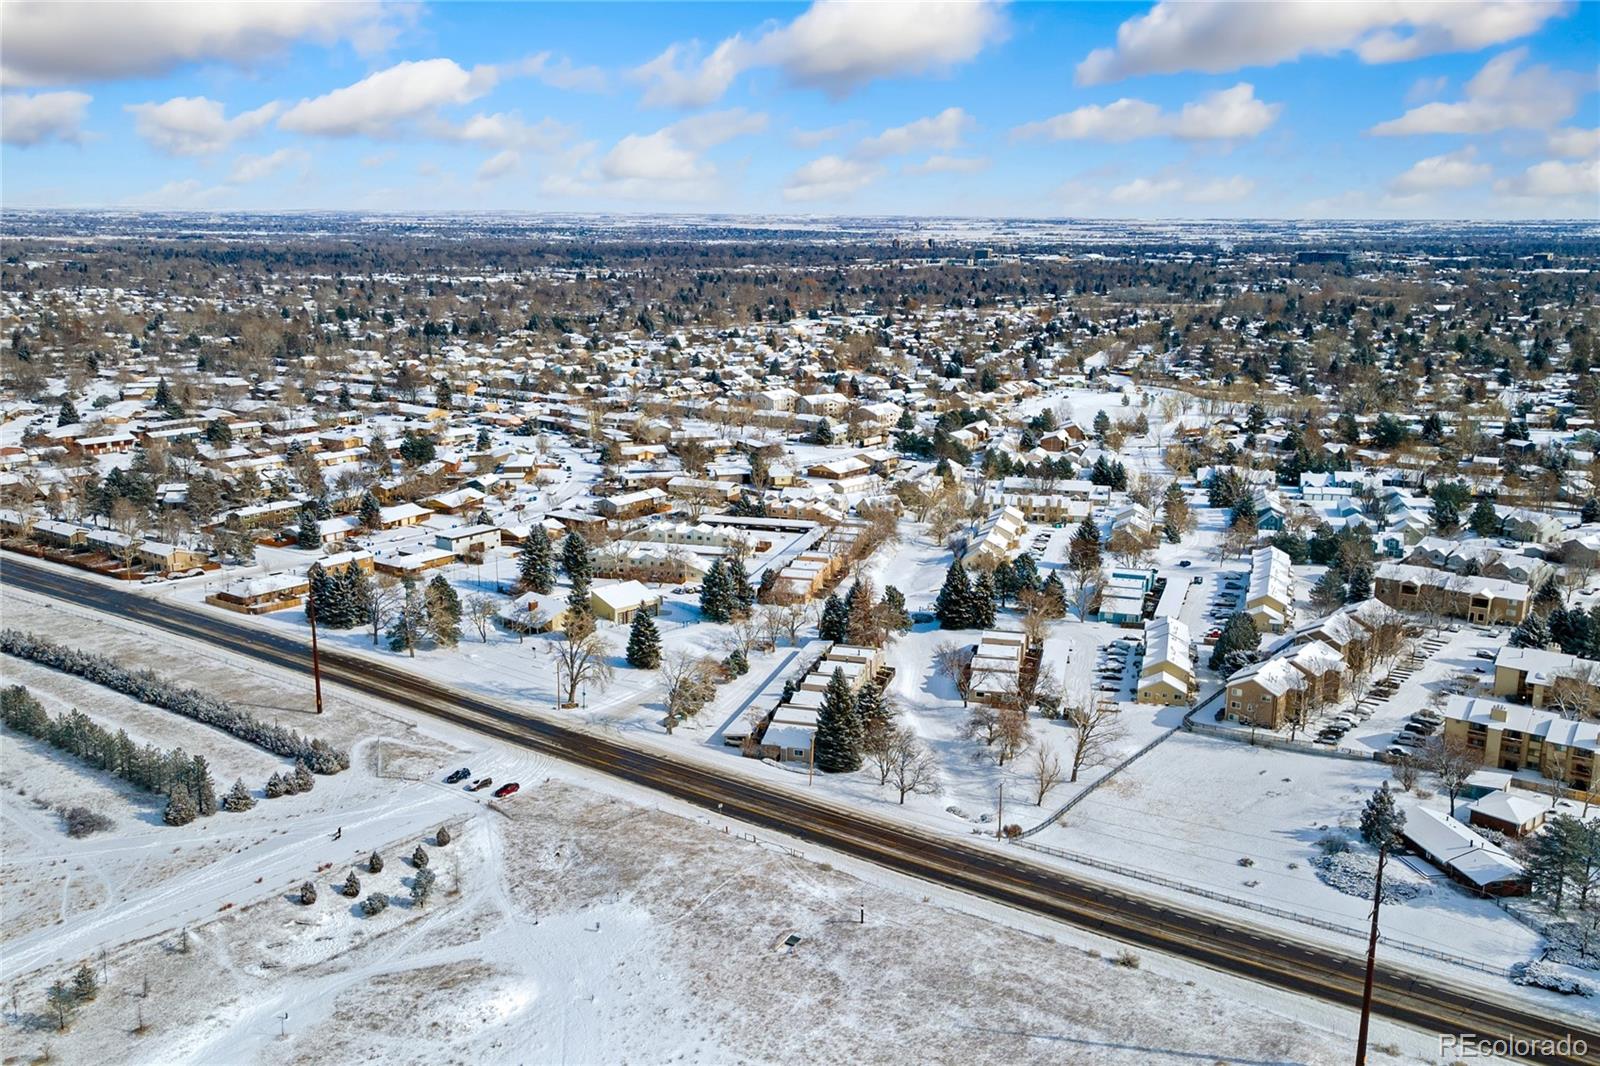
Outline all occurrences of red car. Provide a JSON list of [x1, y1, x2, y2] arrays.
[[493, 782, 520, 799]]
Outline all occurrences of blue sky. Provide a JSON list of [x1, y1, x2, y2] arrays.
[[2, 1, 1596, 218]]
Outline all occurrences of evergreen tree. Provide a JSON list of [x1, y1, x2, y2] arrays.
[[296, 502, 321, 549], [358, 489, 382, 530], [361, 892, 389, 916], [934, 560, 973, 630], [153, 377, 172, 409], [306, 562, 337, 623], [1535, 579, 1564, 616], [425, 574, 461, 647], [343, 871, 362, 898], [412, 844, 429, 868], [854, 680, 889, 737], [300, 881, 318, 905], [1208, 611, 1261, 671], [971, 572, 997, 628], [626, 611, 662, 668], [880, 585, 911, 632], [725, 648, 749, 676], [561, 532, 592, 595], [1009, 553, 1040, 595], [71, 961, 98, 1003], [163, 782, 197, 826], [818, 591, 848, 642], [436, 825, 451, 846], [58, 398, 79, 424], [338, 565, 369, 628], [1468, 499, 1500, 537], [1510, 613, 1551, 649], [388, 578, 427, 655], [1431, 497, 1460, 534], [411, 866, 437, 908], [1069, 516, 1102, 571], [293, 760, 315, 792], [699, 560, 735, 623], [1584, 498, 1600, 526], [369, 851, 384, 873], [222, 778, 256, 812], [725, 557, 755, 614], [192, 755, 217, 816], [1359, 782, 1406, 852], [1343, 563, 1373, 602], [813, 668, 862, 772], [1310, 569, 1346, 613], [1041, 572, 1068, 616], [810, 419, 834, 445], [518, 531, 555, 594], [265, 772, 287, 799]]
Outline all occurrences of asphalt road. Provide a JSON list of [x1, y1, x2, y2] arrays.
[[5, 555, 1597, 1064]]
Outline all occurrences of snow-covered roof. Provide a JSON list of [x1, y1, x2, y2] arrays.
[[1401, 806, 1525, 889]]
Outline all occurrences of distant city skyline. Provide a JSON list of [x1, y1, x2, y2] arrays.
[[2, 1, 1596, 218]]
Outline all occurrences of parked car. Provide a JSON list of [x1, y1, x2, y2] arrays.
[[1393, 734, 1423, 747], [1474, 649, 1497, 660], [1386, 745, 1412, 759], [493, 782, 521, 799], [444, 767, 471, 784], [469, 777, 493, 792], [1178, 560, 1192, 568]]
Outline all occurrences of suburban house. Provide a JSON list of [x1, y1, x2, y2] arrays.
[[596, 488, 671, 521], [1466, 791, 1550, 838], [1245, 546, 1294, 633], [434, 524, 502, 556], [205, 572, 310, 614], [1373, 563, 1531, 625], [1400, 805, 1527, 897], [1136, 616, 1194, 705], [968, 630, 1030, 706], [589, 580, 662, 624], [1441, 695, 1599, 791], [961, 505, 1028, 568]]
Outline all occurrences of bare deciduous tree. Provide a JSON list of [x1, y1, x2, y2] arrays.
[[547, 630, 614, 708], [464, 593, 498, 643], [660, 651, 720, 733], [1030, 745, 1065, 806], [1421, 733, 1479, 812], [1065, 699, 1126, 782]]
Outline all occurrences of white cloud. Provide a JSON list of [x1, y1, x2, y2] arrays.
[[634, 0, 1006, 106], [1076, 1, 1568, 84], [518, 52, 608, 93], [1108, 173, 1255, 204], [1495, 158, 1600, 200], [856, 107, 973, 159], [1, 1, 407, 86], [1371, 49, 1586, 135], [126, 96, 278, 156], [430, 111, 571, 153], [227, 147, 307, 184], [279, 59, 500, 137], [476, 150, 522, 182], [1549, 128, 1600, 159], [1015, 84, 1280, 142], [545, 109, 766, 201], [782, 155, 885, 201], [0, 89, 89, 145], [790, 122, 860, 149], [904, 154, 989, 176], [670, 107, 769, 150], [1388, 147, 1491, 196]]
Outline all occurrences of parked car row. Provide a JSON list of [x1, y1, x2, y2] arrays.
[[442, 767, 519, 799]]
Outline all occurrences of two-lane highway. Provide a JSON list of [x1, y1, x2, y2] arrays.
[[5, 556, 1597, 1064]]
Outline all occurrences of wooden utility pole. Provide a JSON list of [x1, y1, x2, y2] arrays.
[[996, 783, 1004, 839], [1354, 845, 1387, 1066], [308, 596, 325, 715], [807, 742, 814, 787]]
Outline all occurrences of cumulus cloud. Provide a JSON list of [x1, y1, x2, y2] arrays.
[[1076, 1, 1568, 84], [1549, 128, 1600, 159], [904, 154, 989, 176], [1495, 158, 1600, 201], [1388, 147, 1491, 196], [279, 58, 501, 137], [1371, 49, 1586, 135], [1108, 174, 1255, 204], [0, 89, 89, 145], [782, 155, 885, 201], [1, 1, 407, 86], [855, 107, 973, 159], [790, 122, 860, 149], [126, 96, 278, 156], [634, 0, 1006, 107], [545, 108, 766, 201], [227, 147, 308, 184], [518, 52, 608, 93], [428, 111, 572, 153], [1015, 84, 1280, 142]]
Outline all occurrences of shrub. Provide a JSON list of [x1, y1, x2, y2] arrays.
[[361, 893, 389, 916], [56, 806, 113, 838]]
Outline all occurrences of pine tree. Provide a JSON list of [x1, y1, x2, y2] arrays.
[[222, 778, 256, 812], [361, 892, 389, 916], [412, 844, 429, 868], [1584, 498, 1600, 526], [425, 574, 461, 647], [1010, 553, 1040, 596], [725, 648, 749, 676], [153, 377, 172, 409], [71, 961, 98, 1002], [411, 866, 437, 908], [436, 825, 451, 847], [163, 782, 197, 826], [1359, 782, 1406, 852], [388, 578, 427, 655], [561, 532, 593, 596], [700, 560, 734, 623], [58, 397, 79, 424], [296, 502, 321, 549], [813, 668, 862, 772], [1208, 611, 1261, 671], [343, 871, 362, 898], [725, 556, 755, 614], [519, 531, 555, 593], [854, 680, 889, 737], [626, 611, 662, 668], [971, 572, 997, 628], [1510, 614, 1551, 649], [880, 585, 911, 632], [336, 565, 368, 628], [1310, 569, 1346, 612], [1468, 499, 1500, 537], [818, 591, 848, 642], [293, 759, 315, 792], [1041, 571, 1067, 616], [934, 560, 973, 630], [264, 772, 287, 799], [306, 562, 336, 623], [192, 755, 217, 816], [369, 851, 385, 873], [1343, 563, 1373, 602], [358, 489, 382, 530], [1069, 516, 1101, 571]]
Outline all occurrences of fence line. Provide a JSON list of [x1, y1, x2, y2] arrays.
[[1013, 837, 1510, 978], [1182, 719, 1381, 762]]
